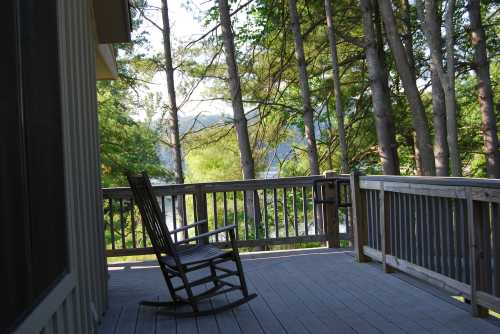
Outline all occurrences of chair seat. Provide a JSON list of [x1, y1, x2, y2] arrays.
[[161, 244, 230, 267]]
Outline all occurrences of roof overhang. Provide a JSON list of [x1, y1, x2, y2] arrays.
[[93, 0, 132, 44], [96, 44, 118, 80]]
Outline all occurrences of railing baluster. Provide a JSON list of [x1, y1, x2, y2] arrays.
[[223, 192, 228, 226], [454, 199, 462, 281], [233, 191, 238, 238], [283, 188, 288, 238], [131, 198, 137, 248], [193, 193, 198, 222], [212, 192, 218, 242], [182, 194, 188, 234], [393, 193, 400, 259], [223, 192, 228, 240], [493, 203, 500, 296], [312, 186, 318, 235], [172, 195, 177, 243], [141, 198, 147, 247], [440, 197, 449, 276], [302, 186, 308, 236], [422, 196, 429, 269], [109, 198, 115, 250], [243, 191, 248, 241], [364, 190, 376, 248], [263, 189, 269, 239], [273, 188, 279, 238], [481, 202, 492, 293], [253, 190, 259, 240], [293, 187, 298, 237], [119, 198, 125, 249], [462, 199, 471, 284], [432, 197, 441, 274], [446, 198, 456, 278]]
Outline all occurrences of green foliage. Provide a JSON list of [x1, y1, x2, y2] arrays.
[[185, 126, 245, 182]]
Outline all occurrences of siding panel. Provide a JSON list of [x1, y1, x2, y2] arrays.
[[16, 0, 108, 332]]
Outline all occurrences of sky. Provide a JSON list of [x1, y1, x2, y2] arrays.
[[132, 0, 232, 120]]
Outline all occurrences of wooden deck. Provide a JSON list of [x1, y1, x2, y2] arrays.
[[98, 248, 500, 334]]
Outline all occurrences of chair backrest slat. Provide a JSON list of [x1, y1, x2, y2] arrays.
[[127, 173, 177, 259]]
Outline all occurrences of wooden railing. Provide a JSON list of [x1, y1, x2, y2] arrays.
[[102, 174, 352, 257], [350, 173, 500, 317]]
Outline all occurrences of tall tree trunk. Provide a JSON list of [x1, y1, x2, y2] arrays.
[[360, 0, 400, 175], [401, 0, 417, 79], [218, 0, 263, 249], [324, 0, 348, 173], [431, 67, 449, 176], [467, 0, 500, 178], [416, 0, 461, 176], [288, 0, 320, 175], [161, 0, 184, 184], [217, 0, 256, 180], [443, 0, 461, 176], [377, 0, 436, 176]]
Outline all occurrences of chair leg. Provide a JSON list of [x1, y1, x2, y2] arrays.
[[178, 269, 199, 313], [233, 251, 249, 296], [209, 261, 219, 287], [160, 266, 178, 302], [229, 229, 249, 296]]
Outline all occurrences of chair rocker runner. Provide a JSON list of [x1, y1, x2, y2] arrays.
[[126, 172, 257, 317]]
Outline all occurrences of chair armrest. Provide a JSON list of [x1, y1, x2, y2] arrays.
[[170, 219, 207, 234], [175, 224, 236, 245]]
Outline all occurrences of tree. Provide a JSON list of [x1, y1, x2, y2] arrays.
[[324, 0, 348, 173], [288, 0, 320, 175], [416, 0, 461, 176], [359, 0, 400, 175], [97, 81, 170, 187], [467, 0, 500, 178], [160, 0, 184, 184], [217, 0, 256, 180], [377, 0, 436, 176]]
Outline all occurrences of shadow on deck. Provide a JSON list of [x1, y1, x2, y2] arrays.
[[98, 248, 500, 334]]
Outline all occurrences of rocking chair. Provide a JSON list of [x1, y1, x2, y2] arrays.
[[126, 172, 257, 317]]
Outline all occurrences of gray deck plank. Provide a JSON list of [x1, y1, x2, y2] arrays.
[[114, 303, 139, 334], [99, 248, 500, 334], [135, 303, 157, 334], [226, 288, 264, 334], [195, 284, 220, 334], [211, 293, 241, 334], [96, 306, 122, 334], [245, 278, 287, 334], [246, 269, 312, 334]]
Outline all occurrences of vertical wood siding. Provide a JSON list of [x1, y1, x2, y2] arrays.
[[16, 0, 108, 333]]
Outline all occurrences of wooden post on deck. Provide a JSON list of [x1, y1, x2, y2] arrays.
[[380, 183, 394, 273], [323, 171, 340, 248], [467, 189, 489, 317], [194, 186, 209, 244], [350, 172, 369, 262]]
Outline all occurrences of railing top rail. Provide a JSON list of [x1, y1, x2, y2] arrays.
[[102, 174, 351, 197], [360, 175, 500, 189]]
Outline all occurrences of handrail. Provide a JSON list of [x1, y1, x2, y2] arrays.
[[360, 175, 500, 189], [102, 175, 352, 198]]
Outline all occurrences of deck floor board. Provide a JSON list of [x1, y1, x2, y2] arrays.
[[98, 248, 500, 334]]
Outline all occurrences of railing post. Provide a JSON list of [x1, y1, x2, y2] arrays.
[[323, 171, 339, 248], [380, 183, 394, 273], [350, 172, 369, 262], [194, 186, 209, 244], [467, 189, 489, 317]]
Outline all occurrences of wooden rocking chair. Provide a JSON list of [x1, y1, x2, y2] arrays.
[[126, 172, 257, 317]]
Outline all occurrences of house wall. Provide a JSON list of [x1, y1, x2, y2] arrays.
[[14, 0, 108, 333]]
